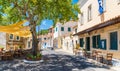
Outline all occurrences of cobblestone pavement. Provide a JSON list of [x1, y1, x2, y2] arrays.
[[0, 49, 115, 71]]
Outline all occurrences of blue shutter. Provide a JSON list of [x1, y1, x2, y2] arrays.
[[97, 35, 101, 48], [92, 36, 96, 48], [110, 32, 118, 50]]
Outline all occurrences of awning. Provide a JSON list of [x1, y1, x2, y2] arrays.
[[73, 16, 120, 36], [0, 20, 31, 37]]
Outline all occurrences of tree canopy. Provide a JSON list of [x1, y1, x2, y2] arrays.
[[0, 0, 80, 26]]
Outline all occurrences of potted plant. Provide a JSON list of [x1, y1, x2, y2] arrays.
[[26, 53, 42, 61]]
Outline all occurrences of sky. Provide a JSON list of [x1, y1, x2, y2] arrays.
[[36, 0, 79, 32]]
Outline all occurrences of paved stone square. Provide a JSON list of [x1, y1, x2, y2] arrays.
[[0, 49, 115, 71]]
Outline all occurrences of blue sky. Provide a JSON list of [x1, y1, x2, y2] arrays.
[[36, 0, 78, 32]]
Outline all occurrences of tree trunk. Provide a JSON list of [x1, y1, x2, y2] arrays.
[[30, 21, 38, 56]]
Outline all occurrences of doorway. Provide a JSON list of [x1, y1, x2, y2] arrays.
[[86, 37, 90, 51]]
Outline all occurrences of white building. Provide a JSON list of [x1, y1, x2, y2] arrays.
[[73, 0, 120, 68], [53, 21, 77, 49]]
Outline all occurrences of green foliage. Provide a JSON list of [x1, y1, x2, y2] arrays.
[[27, 53, 42, 60], [38, 29, 49, 35], [37, 53, 42, 57], [0, 0, 80, 26]]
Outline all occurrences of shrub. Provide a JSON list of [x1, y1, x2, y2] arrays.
[[26, 53, 42, 61]]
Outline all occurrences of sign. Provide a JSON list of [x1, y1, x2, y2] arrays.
[[100, 39, 106, 50]]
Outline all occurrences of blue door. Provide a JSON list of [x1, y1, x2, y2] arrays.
[[110, 31, 118, 50]]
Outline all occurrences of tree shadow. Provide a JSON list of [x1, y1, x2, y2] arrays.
[[0, 54, 110, 71]]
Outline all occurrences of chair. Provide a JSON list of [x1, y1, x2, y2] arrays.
[[91, 50, 97, 60], [84, 51, 91, 58], [96, 51, 103, 63], [4, 52, 13, 60], [105, 53, 113, 65]]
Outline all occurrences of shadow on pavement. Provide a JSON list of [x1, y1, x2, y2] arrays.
[[0, 54, 110, 71]]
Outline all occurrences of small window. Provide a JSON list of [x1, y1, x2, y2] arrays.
[[88, 5, 92, 21], [76, 40, 77, 44], [68, 27, 71, 32], [56, 27, 57, 32], [79, 38, 84, 47], [9, 34, 14, 40], [28, 41, 30, 48], [75, 28, 77, 33], [16, 36, 20, 41], [61, 27, 64, 31], [44, 38, 46, 40], [80, 13, 84, 25]]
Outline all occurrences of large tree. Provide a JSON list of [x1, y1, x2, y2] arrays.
[[0, 0, 80, 56]]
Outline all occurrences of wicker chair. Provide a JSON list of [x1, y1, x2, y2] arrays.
[[96, 51, 103, 63], [104, 53, 113, 65], [91, 50, 97, 60]]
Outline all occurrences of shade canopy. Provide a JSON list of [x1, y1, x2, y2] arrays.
[[0, 20, 31, 37]]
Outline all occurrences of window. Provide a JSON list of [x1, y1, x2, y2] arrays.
[[68, 27, 71, 32], [44, 38, 46, 40], [28, 41, 30, 48], [61, 27, 64, 31], [88, 5, 92, 21], [9, 34, 14, 40], [76, 40, 77, 44], [75, 28, 77, 33], [16, 36, 20, 41], [79, 38, 84, 47], [80, 13, 84, 25], [56, 27, 57, 32], [92, 35, 101, 49]]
